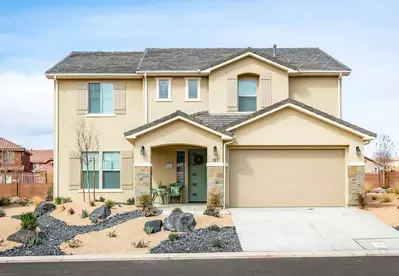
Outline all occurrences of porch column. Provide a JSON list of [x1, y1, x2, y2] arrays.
[[206, 163, 224, 207], [134, 164, 152, 198], [348, 165, 365, 205]]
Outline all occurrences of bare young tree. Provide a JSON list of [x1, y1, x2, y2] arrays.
[[0, 149, 18, 184], [74, 118, 99, 202], [373, 134, 395, 188]]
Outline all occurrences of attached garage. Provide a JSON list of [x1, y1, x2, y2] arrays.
[[229, 149, 346, 207]]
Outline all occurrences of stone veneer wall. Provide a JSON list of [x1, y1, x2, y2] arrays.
[[134, 166, 151, 198], [207, 166, 224, 207], [348, 165, 365, 205]]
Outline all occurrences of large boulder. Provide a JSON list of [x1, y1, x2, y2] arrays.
[[163, 212, 196, 232], [7, 229, 37, 244], [90, 205, 111, 221], [34, 201, 56, 216], [144, 220, 163, 233]]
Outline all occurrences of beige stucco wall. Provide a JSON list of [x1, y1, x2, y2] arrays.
[[289, 76, 339, 117], [147, 77, 209, 122], [231, 107, 364, 164], [209, 56, 289, 113], [57, 79, 144, 202]]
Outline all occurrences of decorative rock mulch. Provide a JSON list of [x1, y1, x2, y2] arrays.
[[0, 210, 142, 257], [150, 227, 242, 254]]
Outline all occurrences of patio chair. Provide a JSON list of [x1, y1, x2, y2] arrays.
[[169, 183, 183, 204]]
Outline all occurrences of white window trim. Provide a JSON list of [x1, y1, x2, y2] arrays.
[[88, 83, 114, 115], [156, 78, 172, 101], [185, 77, 202, 101], [238, 79, 257, 112]]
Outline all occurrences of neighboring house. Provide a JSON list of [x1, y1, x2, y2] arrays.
[[46, 46, 376, 207], [0, 137, 32, 183], [31, 150, 54, 173], [364, 156, 382, 174]]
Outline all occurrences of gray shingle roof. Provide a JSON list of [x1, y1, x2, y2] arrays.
[[46, 47, 350, 74], [224, 98, 377, 138], [45, 51, 143, 74]]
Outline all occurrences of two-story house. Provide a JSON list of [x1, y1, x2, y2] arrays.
[[46, 46, 376, 207], [0, 137, 32, 183]]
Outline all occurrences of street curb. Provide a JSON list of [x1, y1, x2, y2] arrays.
[[1, 250, 399, 263]]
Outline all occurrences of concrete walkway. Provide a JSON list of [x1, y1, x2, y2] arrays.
[[230, 207, 399, 252]]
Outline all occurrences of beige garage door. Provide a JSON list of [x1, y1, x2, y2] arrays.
[[229, 149, 345, 207]]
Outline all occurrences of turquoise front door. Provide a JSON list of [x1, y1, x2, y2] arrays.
[[188, 149, 207, 202]]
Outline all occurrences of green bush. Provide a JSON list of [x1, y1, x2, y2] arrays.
[[203, 206, 220, 218], [54, 197, 62, 205], [46, 186, 53, 198], [131, 239, 150, 248], [20, 212, 39, 231], [207, 192, 221, 208], [0, 197, 11, 207], [105, 200, 115, 209], [67, 239, 82, 248], [172, 207, 182, 213], [380, 194, 392, 203], [106, 230, 117, 238], [27, 236, 41, 246], [356, 193, 366, 209], [143, 206, 158, 217], [208, 224, 221, 232], [137, 194, 152, 208], [99, 197, 106, 202], [81, 209, 89, 218], [126, 198, 135, 205], [168, 233, 179, 241], [143, 225, 154, 235], [89, 200, 96, 207]]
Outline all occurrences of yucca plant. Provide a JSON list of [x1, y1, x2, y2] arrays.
[[19, 212, 39, 231]]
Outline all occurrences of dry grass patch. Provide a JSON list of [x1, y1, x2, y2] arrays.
[[363, 193, 399, 226], [0, 217, 25, 251]]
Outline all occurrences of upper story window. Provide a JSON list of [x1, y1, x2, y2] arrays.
[[0, 151, 14, 164], [185, 78, 201, 101], [89, 83, 114, 114], [156, 78, 172, 101], [238, 78, 257, 112]]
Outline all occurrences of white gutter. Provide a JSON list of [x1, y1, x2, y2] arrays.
[[136, 70, 202, 74], [54, 76, 59, 197], [338, 72, 343, 118], [144, 72, 148, 123], [46, 73, 138, 77], [223, 137, 235, 209]]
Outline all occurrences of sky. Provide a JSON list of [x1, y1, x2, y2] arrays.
[[0, 0, 398, 157]]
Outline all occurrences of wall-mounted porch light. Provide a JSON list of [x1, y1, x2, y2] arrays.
[[140, 145, 145, 155], [356, 146, 361, 156], [213, 146, 217, 155]]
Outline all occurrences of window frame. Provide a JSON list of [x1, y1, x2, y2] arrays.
[[156, 78, 172, 101], [185, 77, 202, 101], [88, 82, 114, 115], [102, 151, 121, 189], [238, 78, 258, 112]]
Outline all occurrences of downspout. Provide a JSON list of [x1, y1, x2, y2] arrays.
[[338, 72, 342, 118], [223, 136, 235, 209], [54, 76, 59, 197], [144, 73, 148, 123]]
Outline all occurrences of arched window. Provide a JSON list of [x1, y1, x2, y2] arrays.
[[238, 75, 257, 112]]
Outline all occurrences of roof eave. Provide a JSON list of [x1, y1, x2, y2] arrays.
[[45, 73, 140, 79]]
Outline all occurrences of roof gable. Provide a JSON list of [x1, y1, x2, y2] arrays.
[[0, 137, 31, 154]]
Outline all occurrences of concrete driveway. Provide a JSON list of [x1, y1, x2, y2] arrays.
[[230, 207, 399, 252]]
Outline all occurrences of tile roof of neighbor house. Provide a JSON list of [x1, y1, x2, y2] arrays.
[[30, 150, 53, 164], [0, 137, 32, 154], [124, 98, 376, 139], [46, 47, 351, 74]]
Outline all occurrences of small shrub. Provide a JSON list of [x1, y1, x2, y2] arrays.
[[143, 225, 154, 235], [20, 212, 39, 231], [380, 194, 392, 203], [57, 204, 66, 212], [356, 193, 366, 209], [107, 230, 117, 238], [207, 192, 221, 208], [27, 236, 41, 246], [131, 239, 150, 248], [81, 209, 89, 218], [0, 207, 6, 217], [105, 200, 115, 209], [90, 217, 98, 224], [99, 197, 106, 202], [387, 188, 394, 194], [0, 239, 3, 246], [143, 206, 158, 217], [137, 194, 152, 208], [54, 197, 62, 205], [203, 206, 220, 218], [393, 186, 399, 195], [89, 200, 96, 207], [67, 239, 82, 248], [371, 195, 377, 200], [126, 197, 135, 205], [212, 239, 223, 248], [19, 198, 29, 206], [172, 207, 182, 213], [0, 197, 11, 207], [208, 224, 221, 232], [32, 196, 42, 207], [168, 233, 179, 241], [46, 186, 53, 198], [63, 197, 72, 203], [68, 208, 75, 215]]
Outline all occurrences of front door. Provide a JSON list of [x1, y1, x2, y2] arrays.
[[188, 149, 207, 202]]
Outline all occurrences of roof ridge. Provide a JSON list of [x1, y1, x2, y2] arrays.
[[136, 48, 149, 71], [0, 137, 27, 150]]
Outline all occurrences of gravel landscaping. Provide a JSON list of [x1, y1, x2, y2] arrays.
[[0, 210, 142, 257], [150, 226, 242, 254]]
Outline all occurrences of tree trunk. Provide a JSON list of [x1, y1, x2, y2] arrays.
[[86, 166, 91, 202], [80, 158, 85, 202], [93, 158, 96, 201]]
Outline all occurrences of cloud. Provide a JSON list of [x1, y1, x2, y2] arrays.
[[0, 72, 53, 149]]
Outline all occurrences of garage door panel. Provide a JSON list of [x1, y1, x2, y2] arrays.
[[229, 149, 345, 207]]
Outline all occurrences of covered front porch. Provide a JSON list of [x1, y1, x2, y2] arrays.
[[124, 113, 232, 207]]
